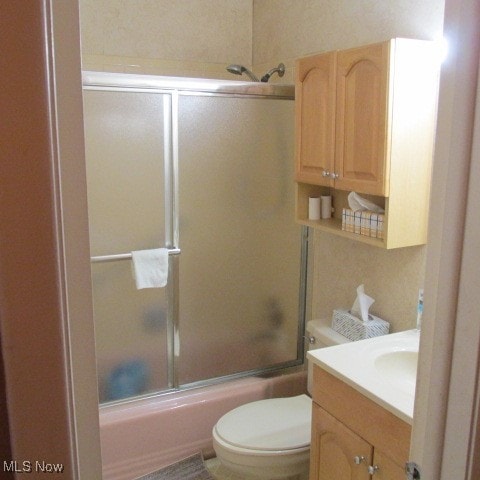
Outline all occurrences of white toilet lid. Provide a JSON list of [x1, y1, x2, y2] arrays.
[[214, 394, 312, 451]]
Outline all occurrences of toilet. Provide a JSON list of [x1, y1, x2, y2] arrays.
[[212, 320, 350, 480]]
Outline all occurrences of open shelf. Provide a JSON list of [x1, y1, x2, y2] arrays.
[[296, 216, 386, 248], [295, 183, 387, 248]]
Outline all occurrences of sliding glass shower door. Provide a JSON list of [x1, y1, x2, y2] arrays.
[[83, 73, 303, 403], [84, 89, 171, 401], [177, 95, 299, 385]]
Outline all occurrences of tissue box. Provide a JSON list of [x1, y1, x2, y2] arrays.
[[332, 309, 390, 341]]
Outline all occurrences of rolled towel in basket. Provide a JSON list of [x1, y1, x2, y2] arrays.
[[131, 248, 169, 289]]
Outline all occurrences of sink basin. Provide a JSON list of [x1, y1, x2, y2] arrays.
[[374, 350, 418, 393], [307, 329, 420, 423]]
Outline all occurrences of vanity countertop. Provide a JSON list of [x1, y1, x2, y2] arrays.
[[307, 329, 419, 424]]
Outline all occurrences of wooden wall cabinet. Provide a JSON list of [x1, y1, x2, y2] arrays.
[[295, 50, 336, 186], [310, 365, 411, 480], [295, 38, 439, 249]]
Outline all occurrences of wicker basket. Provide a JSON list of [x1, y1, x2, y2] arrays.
[[331, 309, 390, 341]]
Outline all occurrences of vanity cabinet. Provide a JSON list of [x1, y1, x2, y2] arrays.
[[295, 38, 439, 248], [311, 404, 372, 480], [310, 365, 411, 480]]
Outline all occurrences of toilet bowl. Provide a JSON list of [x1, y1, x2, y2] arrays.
[[212, 321, 350, 480], [213, 395, 311, 479]]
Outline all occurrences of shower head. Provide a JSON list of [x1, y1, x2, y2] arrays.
[[226, 64, 259, 82], [260, 63, 286, 83]]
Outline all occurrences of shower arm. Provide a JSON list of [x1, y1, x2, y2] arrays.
[[260, 63, 286, 83]]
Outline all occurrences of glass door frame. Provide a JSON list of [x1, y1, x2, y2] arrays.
[[83, 72, 307, 404]]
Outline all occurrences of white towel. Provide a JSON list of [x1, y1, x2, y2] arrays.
[[131, 248, 169, 289]]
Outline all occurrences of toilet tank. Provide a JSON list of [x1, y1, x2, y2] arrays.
[[306, 320, 351, 394]]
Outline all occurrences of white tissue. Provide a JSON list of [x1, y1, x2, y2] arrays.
[[351, 284, 375, 322], [348, 192, 384, 213]]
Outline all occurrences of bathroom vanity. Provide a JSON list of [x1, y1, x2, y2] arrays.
[[307, 330, 419, 479]]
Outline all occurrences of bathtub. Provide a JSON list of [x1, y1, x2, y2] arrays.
[[100, 370, 307, 480]]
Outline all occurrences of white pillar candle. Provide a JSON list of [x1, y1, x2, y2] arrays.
[[308, 197, 321, 220], [321, 195, 332, 219]]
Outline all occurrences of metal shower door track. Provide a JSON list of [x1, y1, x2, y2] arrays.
[[82, 71, 294, 99]]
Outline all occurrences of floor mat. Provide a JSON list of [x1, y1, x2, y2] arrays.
[[134, 453, 214, 480]]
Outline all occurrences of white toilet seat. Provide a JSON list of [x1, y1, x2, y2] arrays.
[[213, 427, 310, 457], [214, 394, 312, 452], [212, 394, 312, 479]]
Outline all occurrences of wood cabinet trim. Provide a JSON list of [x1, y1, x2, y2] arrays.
[[312, 364, 411, 467], [373, 449, 409, 479]]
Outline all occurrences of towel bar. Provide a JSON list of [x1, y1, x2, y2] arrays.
[[90, 248, 181, 263]]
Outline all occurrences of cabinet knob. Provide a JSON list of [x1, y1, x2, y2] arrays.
[[322, 170, 330, 177], [353, 456, 365, 465], [329, 172, 339, 179], [368, 465, 379, 475]]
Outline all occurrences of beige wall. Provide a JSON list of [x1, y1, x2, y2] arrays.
[[80, 0, 253, 78], [79, 0, 446, 332], [252, 0, 445, 82], [311, 237, 427, 332]]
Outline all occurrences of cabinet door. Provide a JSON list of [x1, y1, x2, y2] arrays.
[[335, 42, 390, 195], [311, 403, 372, 480], [295, 51, 336, 185], [373, 450, 406, 480]]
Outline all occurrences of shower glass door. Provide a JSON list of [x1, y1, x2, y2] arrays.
[[84, 89, 171, 402], [83, 73, 303, 404], [177, 94, 300, 385]]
